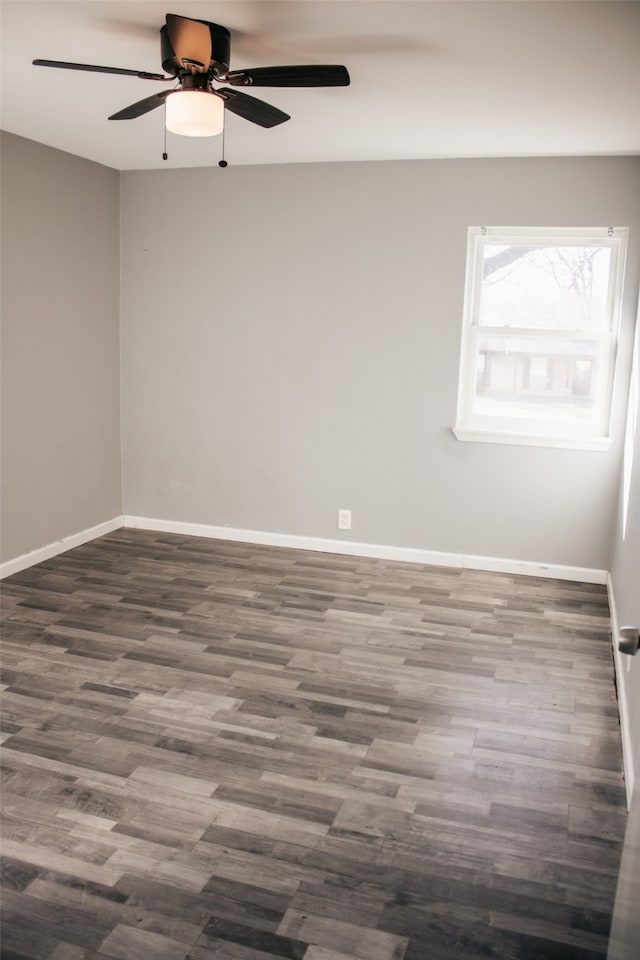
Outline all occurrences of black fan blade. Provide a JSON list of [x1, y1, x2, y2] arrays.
[[109, 90, 172, 121], [32, 59, 167, 81], [165, 14, 212, 70], [225, 65, 350, 88], [217, 88, 289, 128]]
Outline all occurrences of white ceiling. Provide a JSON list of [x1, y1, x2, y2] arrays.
[[1, 1, 639, 170]]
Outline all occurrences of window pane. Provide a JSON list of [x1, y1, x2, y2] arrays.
[[473, 333, 603, 422], [455, 227, 627, 446], [479, 244, 612, 331]]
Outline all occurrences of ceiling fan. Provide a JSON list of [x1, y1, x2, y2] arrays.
[[33, 13, 350, 138]]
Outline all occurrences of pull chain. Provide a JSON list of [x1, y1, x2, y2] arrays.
[[219, 119, 227, 168]]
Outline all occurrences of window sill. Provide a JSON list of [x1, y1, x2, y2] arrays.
[[452, 426, 611, 452]]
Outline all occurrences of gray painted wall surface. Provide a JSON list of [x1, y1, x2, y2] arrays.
[[0, 133, 122, 562], [121, 156, 640, 569]]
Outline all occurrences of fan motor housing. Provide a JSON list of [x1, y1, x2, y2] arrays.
[[161, 21, 231, 77]]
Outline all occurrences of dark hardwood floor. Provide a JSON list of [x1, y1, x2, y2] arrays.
[[0, 529, 627, 960]]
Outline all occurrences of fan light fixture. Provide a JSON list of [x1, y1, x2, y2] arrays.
[[33, 13, 350, 142], [165, 90, 224, 137]]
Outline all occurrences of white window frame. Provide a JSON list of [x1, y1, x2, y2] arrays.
[[453, 226, 628, 451]]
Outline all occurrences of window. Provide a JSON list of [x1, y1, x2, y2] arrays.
[[454, 226, 628, 450]]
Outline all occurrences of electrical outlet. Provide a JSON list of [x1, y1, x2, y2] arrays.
[[338, 508, 352, 530]]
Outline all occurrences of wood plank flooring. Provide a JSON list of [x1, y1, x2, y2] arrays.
[[0, 529, 628, 960]]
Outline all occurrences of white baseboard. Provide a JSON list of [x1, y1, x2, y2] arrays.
[[124, 515, 464, 567], [1, 512, 609, 589], [0, 516, 125, 580], [607, 573, 636, 809], [123, 515, 607, 584], [460, 553, 607, 584]]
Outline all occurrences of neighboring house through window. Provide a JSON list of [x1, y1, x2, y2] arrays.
[[454, 226, 628, 450]]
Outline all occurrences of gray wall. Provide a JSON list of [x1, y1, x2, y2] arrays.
[[121, 156, 640, 570], [0, 133, 121, 562]]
